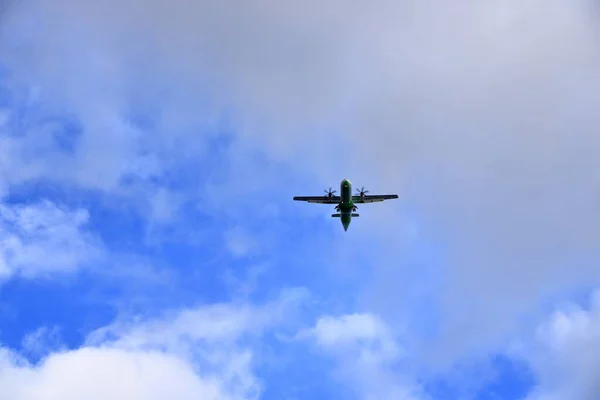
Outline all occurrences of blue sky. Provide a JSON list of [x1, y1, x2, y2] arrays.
[[1, 0, 600, 399]]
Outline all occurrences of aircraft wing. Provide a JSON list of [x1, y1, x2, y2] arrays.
[[293, 196, 341, 204], [352, 194, 399, 203]]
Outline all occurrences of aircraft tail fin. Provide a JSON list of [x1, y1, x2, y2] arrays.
[[352, 213, 359, 217], [331, 213, 341, 217]]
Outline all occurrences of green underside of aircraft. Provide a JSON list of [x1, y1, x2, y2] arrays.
[[293, 179, 398, 231]]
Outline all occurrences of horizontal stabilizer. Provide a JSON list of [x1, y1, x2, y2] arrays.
[[331, 213, 341, 217], [352, 213, 359, 217]]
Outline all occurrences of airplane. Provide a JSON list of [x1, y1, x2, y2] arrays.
[[293, 178, 398, 231]]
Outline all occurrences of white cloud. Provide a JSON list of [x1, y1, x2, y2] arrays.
[[21, 326, 62, 358], [301, 313, 426, 400], [521, 290, 600, 400], [1, 0, 600, 380], [310, 313, 400, 360], [0, 289, 310, 400], [0, 347, 230, 400], [0, 200, 103, 280]]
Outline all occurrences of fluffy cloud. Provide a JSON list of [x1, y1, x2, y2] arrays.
[[0, 347, 232, 400], [0, 200, 103, 280], [1, 0, 600, 383], [522, 290, 600, 400], [0, 289, 310, 400], [300, 313, 425, 400], [21, 326, 63, 358], [310, 314, 400, 360]]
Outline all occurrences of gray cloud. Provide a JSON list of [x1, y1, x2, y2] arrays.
[[2, 0, 600, 378]]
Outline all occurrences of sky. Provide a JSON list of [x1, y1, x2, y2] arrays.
[[1, 0, 600, 399]]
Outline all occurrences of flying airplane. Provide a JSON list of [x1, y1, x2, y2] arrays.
[[293, 178, 399, 231]]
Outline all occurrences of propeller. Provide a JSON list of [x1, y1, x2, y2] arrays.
[[324, 187, 337, 198], [356, 187, 369, 196]]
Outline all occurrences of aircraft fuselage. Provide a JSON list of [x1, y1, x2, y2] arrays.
[[338, 179, 355, 231]]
